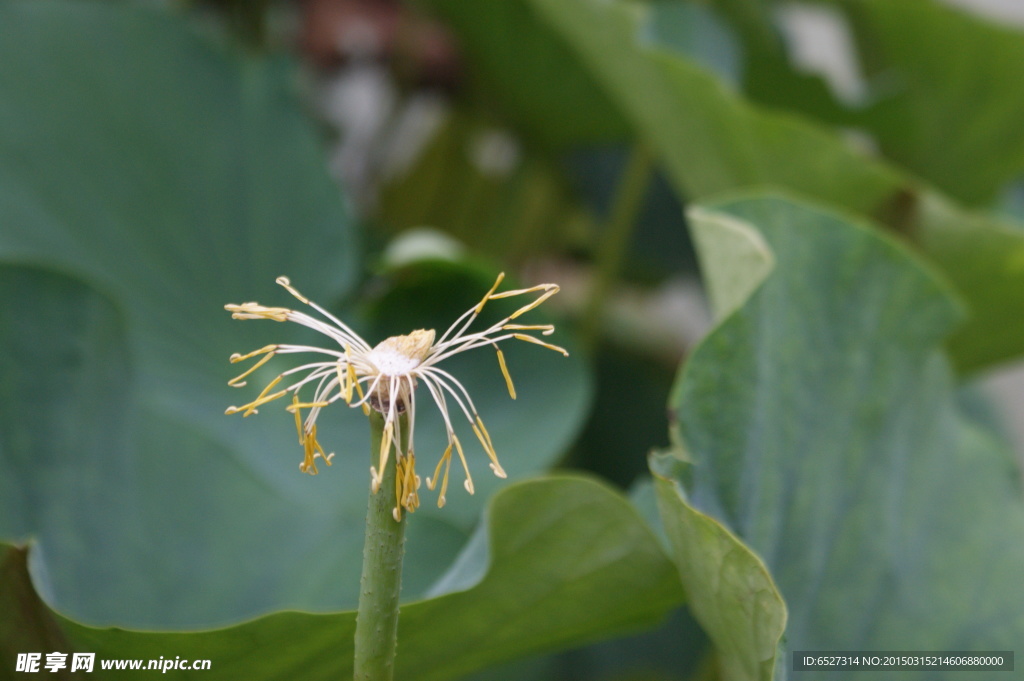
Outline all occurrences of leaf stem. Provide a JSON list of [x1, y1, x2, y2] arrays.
[[354, 411, 408, 681], [580, 145, 655, 351]]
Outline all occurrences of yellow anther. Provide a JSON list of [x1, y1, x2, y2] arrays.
[[285, 400, 330, 413], [430, 441, 453, 507], [227, 347, 277, 387], [299, 424, 333, 475], [472, 417, 506, 478], [351, 366, 370, 415], [452, 434, 474, 495], [494, 346, 516, 400], [225, 375, 287, 416], [488, 283, 556, 300], [275, 276, 309, 304], [225, 303, 290, 322], [512, 333, 569, 356], [229, 345, 278, 363], [502, 323, 555, 336], [292, 396, 305, 445], [507, 287, 559, 320], [378, 422, 394, 489], [475, 272, 506, 314]]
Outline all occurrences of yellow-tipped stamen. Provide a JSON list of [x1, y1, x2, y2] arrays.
[[394, 454, 403, 522], [472, 416, 506, 478], [501, 323, 555, 335], [338, 362, 350, 403], [426, 442, 454, 507], [401, 452, 419, 513], [227, 346, 278, 387], [225, 303, 290, 322], [351, 365, 370, 415], [494, 346, 516, 399], [487, 283, 556, 300], [475, 272, 506, 314], [426, 442, 451, 491], [506, 287, 560, 320], [275, 275, 310, 304], [229, 344, 278, 363], [292, 395, 304, 444], [378, 422, 394, 490], [512, 333, 569, 356], [452, 434, 474, 494], [225, 375, 288, 416], [437, 450, 452, 507], [286, 400, 330, 412], [299, 424, 333, 475]]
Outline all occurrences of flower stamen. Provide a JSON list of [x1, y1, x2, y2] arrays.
[[227, 346, 278, 387], [494, 345, 516, 400], [226, 272, 567, 519], [511, 333, 569, 356], [225, 375, 288, 416]]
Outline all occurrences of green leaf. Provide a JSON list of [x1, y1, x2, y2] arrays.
[[0, 0, 589, 628], [421, 0, 629, 148], [651, 454, 786, 681], [672, 194, 1024, 672], [58, 476, 684, 681], [430, 0, 1024, 371], [849, 0, 1024, 206], [525, 0, 900, 213]]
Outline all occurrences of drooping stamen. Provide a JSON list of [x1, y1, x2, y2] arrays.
[[350, 364, 370, 415], [494, 345, 516, 399], [299, 424, 333, 474], [426, 440, 454, 505], [452, 434, 474, 494], [291, 395, 305, 445], [472, 416, 506, 478], [375, 420, 394, 493]]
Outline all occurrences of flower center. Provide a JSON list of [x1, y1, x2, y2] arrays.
[[368, 329, 436, 376]]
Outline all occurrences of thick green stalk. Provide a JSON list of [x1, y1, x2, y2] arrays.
[[354, 411, 408, 681], [580, 145, 655, 351]]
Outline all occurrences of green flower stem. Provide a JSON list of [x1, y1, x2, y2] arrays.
[[580, 145, 655, 351], [354, 411, 408, 681]]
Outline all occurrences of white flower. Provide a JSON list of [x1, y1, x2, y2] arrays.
[[225, 273, 568, 521]]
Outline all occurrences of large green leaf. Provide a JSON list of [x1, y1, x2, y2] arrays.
[[847, 0, 1024, 206], [425, 0, 1024, 372], [52, 476, 683, 680], [672, 194, 1024, 676], [0, 0, 589, 629]]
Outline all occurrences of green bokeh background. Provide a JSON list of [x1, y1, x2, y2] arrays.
[[2, 1, 1024, 680]]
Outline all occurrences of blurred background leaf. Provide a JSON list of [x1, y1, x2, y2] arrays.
[[847, 0, 1024, 206], [0, 0, 590, 629], [412, 0, 1024, 372]]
